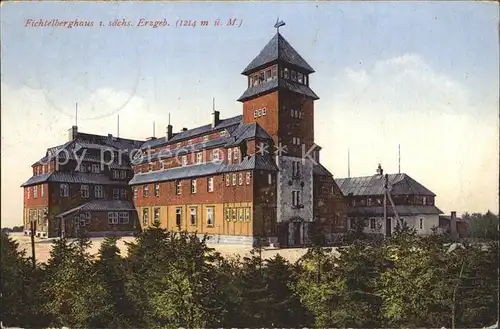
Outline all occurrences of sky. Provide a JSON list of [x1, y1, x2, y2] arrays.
[[1, 1, 499, 227]]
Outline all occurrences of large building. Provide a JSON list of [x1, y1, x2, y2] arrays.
[[21, 28, 347, 246], [21, 128, 143, 238], [130, 29, 347, 247], [335, 165, 443, 237]]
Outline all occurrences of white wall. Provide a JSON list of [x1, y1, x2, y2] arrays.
[[349, 213, 440, 236], [276, 155, 314, 222]]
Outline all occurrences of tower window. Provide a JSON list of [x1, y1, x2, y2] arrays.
[[265, 69, 271, 81]]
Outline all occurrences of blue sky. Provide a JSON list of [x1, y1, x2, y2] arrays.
[[1, 1, 498, 227]]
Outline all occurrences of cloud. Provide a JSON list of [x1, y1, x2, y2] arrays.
[[316, 53, 498, 215]]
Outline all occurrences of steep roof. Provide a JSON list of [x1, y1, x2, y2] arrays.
[[242, 32, 315, 75], [129, 154, 279, 186], [335, 173, 436, 197], [140, 115, 243, 149], [55, 200, 135, 218], [21, 172, 128, 187]]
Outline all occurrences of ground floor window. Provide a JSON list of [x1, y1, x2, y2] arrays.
[[175, 208, 182, 227], [119, 212, 129, 224], [206, 207, 214, 226], [142, 208, 149, 225], [108, 212, 119, 224]]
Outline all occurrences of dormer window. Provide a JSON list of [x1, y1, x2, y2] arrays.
[[304, 75, 308, 85], [284, 68, 289, 79], [203, 135, 209, 142], [271, 67, 277, 79], [291, 70, 297, 81], [220, 130, 227, 137], [265, 69, 271, 81], [259, 71, 264, 82]]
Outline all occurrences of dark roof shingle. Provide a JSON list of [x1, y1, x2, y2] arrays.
[[242, 32, 314, 75], [335, 173, 436, 197]]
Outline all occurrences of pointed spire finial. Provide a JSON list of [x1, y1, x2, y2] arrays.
[[274, 17, 285, 33]]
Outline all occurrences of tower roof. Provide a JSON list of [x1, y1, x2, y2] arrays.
[[241, 32, 315, 75]]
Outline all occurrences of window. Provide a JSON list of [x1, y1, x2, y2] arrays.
[[95, 185, 103, 199], [154, 183, 160, 197], [191, 179, 197, 194], [154, 208, 160, 223], [207, 207, 214, 226], [422, 196, 427, 205], [133, 187, 138, 199], [262, 107, 267, 116], [292, 190, 301, 207], [177, 142, 182, 148], [91, 164, 100, 173], [304, 75, 308, 85], [292, 161, 301, 177], [212, 149, 220, 162], [232, 208, 237, 221], [298, 72, 303, 84], [60, 184, 69, 197], [284, 68, 289, 79], [175, 181, 182, 195], [246, 172, 251, 185], [79, 216, 86, 227], [225, 208, 231, 220], [259, 71, 264, 82], [291, 70, 297, 81], [112, 170, 119, 179], [233, 148, 239, 160], [232, 174, 236, 186], [268, 173, 272, 185], [220, 130, 226, 137], [228, 149, 232, 163], [367, 198, 372, 206], [419, 218, 424, 230], [108, 212, 119, 225], [292, 137, 301, 145], [120, 171, 127, 179], [225, 174, 230, 186], [265, 69, 271, 80], [80, 185, 89, 198], [113, 189, 120, 200], [238, 173, 243, 185], [33, 186, 38, 199], [143, 185, 149, 198], [271, 67, 277, 79], [238, 208, 244, 221], [119, 212, 129, 224], [190, 207, 197, 226], [203, 135, 209, 142], [120, 189, 127, 200], [207, 177, 214, 192], [175, 208, 182, 227], [83, 212, 91, 225], [142, 208, 149, 225], [27, 187, 30, 199], [245, 207, 251, 221], [196, 152, 203, 164], [370, 218, 376, 230], [40, 185, 44, 198]]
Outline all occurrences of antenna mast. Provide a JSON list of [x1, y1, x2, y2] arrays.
[[75, 102, 78, 126], [348, 148, 351, 178], [153, 121, 156, 138], [398, 144, 401, 174], [117, 115, 120, 138]]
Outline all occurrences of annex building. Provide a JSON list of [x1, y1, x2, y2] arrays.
[[21, 29, 347, 247]]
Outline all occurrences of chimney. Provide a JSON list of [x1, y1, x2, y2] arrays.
[[212, 110, 220, 128], [182, 127, 188, 132], [166, 124, 173, 140], [450, 211, 458, 239], [376, 164, 383, 176], [68, 126, 78, 141]]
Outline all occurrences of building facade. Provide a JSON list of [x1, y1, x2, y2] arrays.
[[129, 30, 347, 247], [335, 165, 443, 237], [21, 127, 143, 238], [21, 29, 347, 246]]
